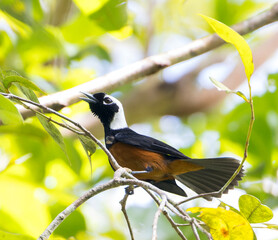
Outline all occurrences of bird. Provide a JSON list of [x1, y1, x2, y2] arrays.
[[80, 92, 244, 200]]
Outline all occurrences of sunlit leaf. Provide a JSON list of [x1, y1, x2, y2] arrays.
[[109, 25, 133, 40], [0, 176, 51, 236], [0, 10, 31, 37], [239, 194, 273, 223], [188, 207, 253, 240], [0, 94, 23, 125], [0, 229, 34, 240], [200, 14, 254, 81], [62, 14, 104, 43], [73, 0, 109, 15], [17, 26, 62, 65], [0, 83, 5, 92], [36, 114, 69, 161], [2, 69, 21, 78], [3, 75, 46, 94], [0, 123, 47, 138]]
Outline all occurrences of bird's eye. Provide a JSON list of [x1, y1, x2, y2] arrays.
[[103, 97, 113, 104]]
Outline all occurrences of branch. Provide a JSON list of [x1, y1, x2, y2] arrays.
[[19, 3, 278, 119], [144, 189, 188, 240], [38, 177, 120, 240], [152, 195, 167, 240], [120, 192, 135, 240]]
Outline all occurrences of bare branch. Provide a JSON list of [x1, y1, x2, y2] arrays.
[[190, 220, 200, 240], [152, 195, 167, 240], [38, 178, 119, 240], [120, 193, 135, 240], [18, 2, 278, 119]]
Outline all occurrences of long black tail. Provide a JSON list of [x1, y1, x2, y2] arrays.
[[175, 157, 244, 200]]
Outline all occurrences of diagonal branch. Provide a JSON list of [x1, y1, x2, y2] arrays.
[[19, 3, 278, 120]]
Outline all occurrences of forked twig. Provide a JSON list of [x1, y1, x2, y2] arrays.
[[120, 192, 135, 240]]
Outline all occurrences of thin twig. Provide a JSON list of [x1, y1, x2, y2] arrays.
[[152, 195, 167, 240], [17, 100, 85, 135], [142, 189, 188, 240], [192, 218, 213, 240], [190, 219, 200, 240], [120, 193, 135, 240]]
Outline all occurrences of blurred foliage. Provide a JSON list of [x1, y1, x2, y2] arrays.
[[0, 0, 277, 239]]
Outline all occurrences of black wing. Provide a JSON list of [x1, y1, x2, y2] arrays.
[[113, 128, 189, 160]]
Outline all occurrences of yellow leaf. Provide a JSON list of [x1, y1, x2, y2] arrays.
[[73, 0, 109, 15], [200, 14, 254, 81], [188, 207, 253, 240]]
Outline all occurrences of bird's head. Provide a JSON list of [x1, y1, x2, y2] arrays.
[[80, 92, 128, 130]]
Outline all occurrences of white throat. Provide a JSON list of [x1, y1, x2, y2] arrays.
[[109, 96, 128, 130]]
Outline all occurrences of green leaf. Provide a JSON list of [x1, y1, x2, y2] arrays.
[[0, 229, 35, 240], [89, 0, 128, 31], [0, 83, 6, 92], [209, 77, 249, 102], [16, 85, 40, 103], [78, 135, 96, 158], [188, 207, 253, 240], [62, 14, 105, 43], [78, 135, 97, 173], [0, 94, 23, 125], [36, 114, 69, 161], [200, 14, 254, 81], [239, 194, 273, 223], [3, 75, 46, 94], [0, 123, 48, 139]]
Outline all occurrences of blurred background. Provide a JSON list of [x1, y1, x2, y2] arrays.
[[0, 0, 278, 239]]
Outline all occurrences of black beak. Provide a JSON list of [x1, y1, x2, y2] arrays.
[[80, 91, 98, 103]]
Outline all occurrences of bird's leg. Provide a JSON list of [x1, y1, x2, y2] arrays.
[[131, 166, 153, 175], [126, 167, 152, 195], [125, 185, 138, 195]]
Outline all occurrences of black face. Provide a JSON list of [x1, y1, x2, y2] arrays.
[[81, 92, 119, 128]]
